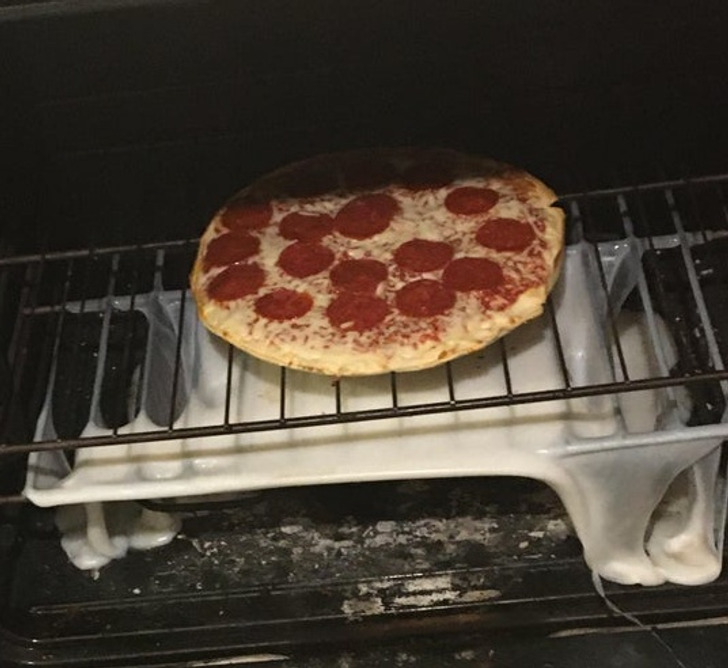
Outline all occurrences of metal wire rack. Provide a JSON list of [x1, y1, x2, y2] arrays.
[[1, 174, 728, 504]]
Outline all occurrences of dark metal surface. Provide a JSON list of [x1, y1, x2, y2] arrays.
[[2, 477, 728, 667]]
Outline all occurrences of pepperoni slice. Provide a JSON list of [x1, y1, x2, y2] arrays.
[[395, 279, 456, 317], [399, 162, 454, 191], [330, 259, 388, 294], [279, 212, 334, 242], [326, 293, 390, 332], [277, 242, 335, 278], [255, 288, 313, 321], [334, 194, 400, 240], [203, 232, 260, 270], [442, 257, 504, 291], [206, 263, 265, 302], [394, 239, 454, 273], [220, 201, 273, 231], [475, 218, 536, 252], [444, 187, 499, 215]]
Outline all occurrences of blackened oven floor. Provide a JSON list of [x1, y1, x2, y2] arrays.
[[3, 477, 728, 667]]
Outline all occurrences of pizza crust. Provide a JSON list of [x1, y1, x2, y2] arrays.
[[190, 148, 565, 376], [193, 282, 550, 376]]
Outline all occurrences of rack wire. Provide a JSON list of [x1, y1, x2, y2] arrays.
[[1, 174, 728, 496]]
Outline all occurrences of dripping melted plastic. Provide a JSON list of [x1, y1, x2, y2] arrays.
[[23, 234, 728, 586]]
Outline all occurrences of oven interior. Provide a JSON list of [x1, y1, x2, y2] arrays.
[[2, 1, 728, 665]]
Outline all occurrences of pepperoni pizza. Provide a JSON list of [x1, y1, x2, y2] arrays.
[[190, 148, 564, 376]]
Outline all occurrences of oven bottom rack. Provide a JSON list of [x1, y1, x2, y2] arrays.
[[20, 240, 700, 505]]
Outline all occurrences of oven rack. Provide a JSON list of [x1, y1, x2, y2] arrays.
[[1, 175, 728, 507]]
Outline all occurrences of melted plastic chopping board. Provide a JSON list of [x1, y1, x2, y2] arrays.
[[24, 240, 728, 586]]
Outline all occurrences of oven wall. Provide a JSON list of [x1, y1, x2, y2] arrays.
[[1, 0, 727, 252]]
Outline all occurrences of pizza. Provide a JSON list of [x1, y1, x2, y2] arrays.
[[190, 148, 565, 376]]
